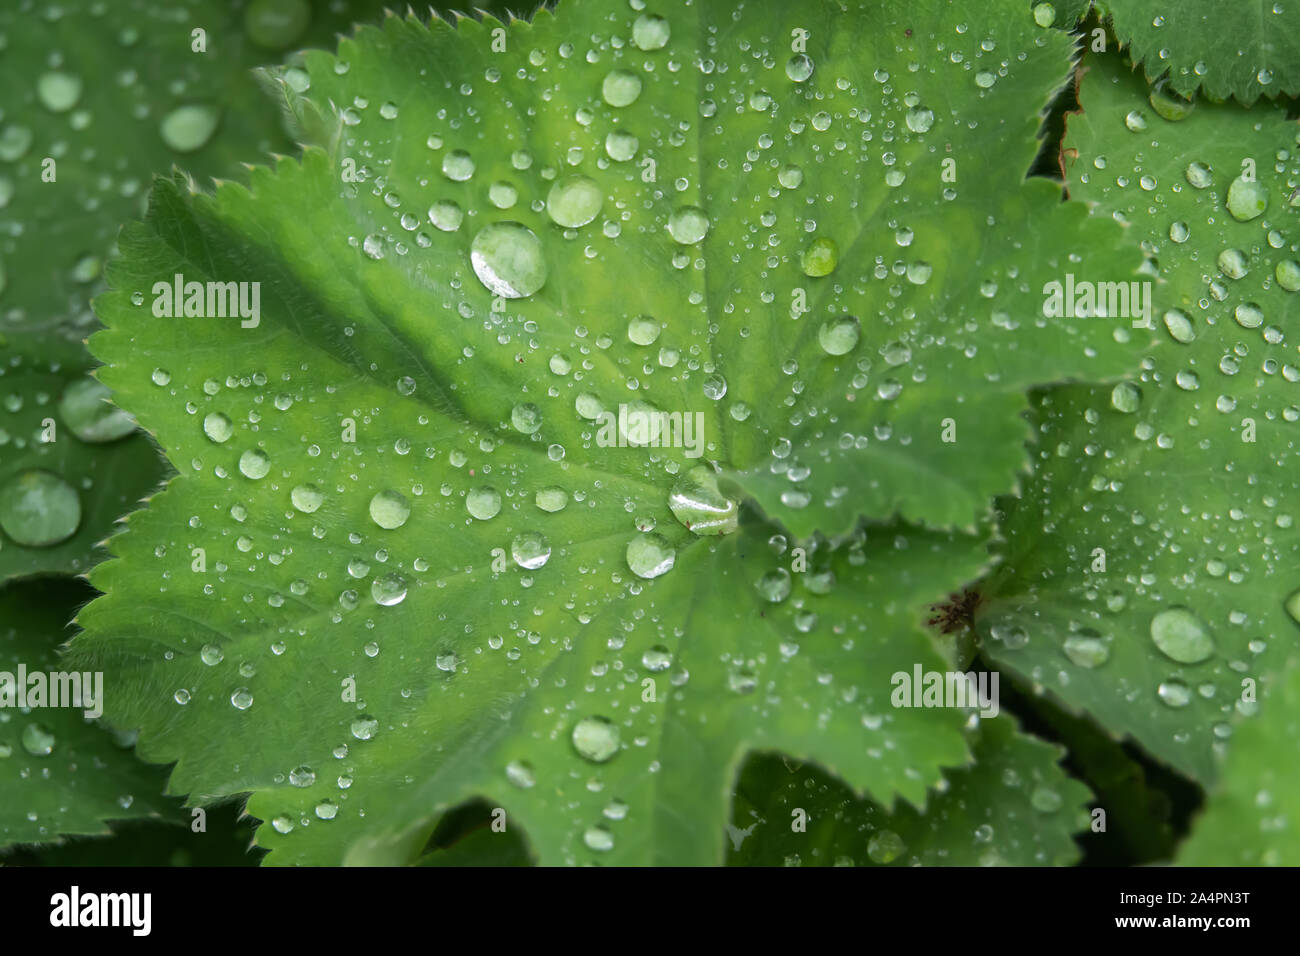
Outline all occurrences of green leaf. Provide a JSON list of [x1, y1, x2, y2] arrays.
[[728, 715, 1091, 866], [977, 51, 1300, 783], [1178, 653, 1300, 865], [0, 578, 173, 848], [0, 0, 398, 579], [1099, 0, 1300, 105], [71, 0, 1147, 865], [265, 0, 1139, 539]]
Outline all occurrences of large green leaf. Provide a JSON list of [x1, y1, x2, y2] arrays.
[[978, 51, 1300, 784], [1178, 653, 1300, 865], [0, 0, 399, 580], [264, 0, 1139, 539], [728, 715, 1092, 866], [0, 578, 173, 847], [71, 0, 1145, 864]]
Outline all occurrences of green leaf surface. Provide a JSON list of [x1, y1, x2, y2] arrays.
[[1100, 0, 1300, 105], [1178, 653, 1300, 865], [728, 715, 1091, 866], [266, 0, 1139, 539], [71, 0, 1150, 866], [978, 51, 1300, 784], [0, 578, 173, 847], [0, 0, 397, 579]]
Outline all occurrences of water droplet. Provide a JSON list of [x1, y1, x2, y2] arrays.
[[905, 106, 935, 133], [602, 69, 642, 107], [289, 765, 316, 787], [239, 448, 271, 479], [160, 104, 221, 153], [291, 484, 323, 513], [203, 412, 233, 443], [0, 470, 81, 546], [442, 149, 475, 181], [1032, 3, 1056, 27], [506, 760, 536, 788], [470, 222, 547, 298], [818, 315, 860, 355], [1030, 786, 1063, 813], [466, 486, 502, 520], [59, 377, 135, 442], [350, 715, 379, 740], [511, 531, 551, 569], [1148, 79, 1194, 121], [626, 533, 675, 579], [1217, 248, 1249, 279], [371, 571, 408, 606], [785, 53, 814, 82], [1150, 607, 1215, 664], [546, 175, 603, 227], [669, 465, 738, 535], [37, 71, 83, 113], [755, 568, 792, 603], [1063, 631, 1110, 668], [230, 687, 254, 710], [1110, 382, 1141, 413], [572, 716, 620, 762], [535, 487, 568, 512], [20, 723, 55, 757], [369, 489, 410, 529], [1163, 308, 1195, 343], [510, 402, 543, 434], [200, 644, 224, 666], [801, 237, 838, 276], [428, 200, 463, 232], [642, 646, 672, 671], [867, 829, 906, 863], [605, 129, 639, 162], [583, 825, 615, 852], [667, 206, 710, 244], [1124, 110, 1147, 132], [1276, 260, 1300, 292], [1227, 176, 1268, 221], [632, 13, 670, 50], [1234, 302, 1264, 329], [1184, 161, 1213, 188], [1157, 680, 1192, 708], [627, 315, 661, 345]]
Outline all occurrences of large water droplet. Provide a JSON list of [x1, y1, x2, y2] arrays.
[[801, 237, 838, 277], [0, 470, 81, 546], [667, 206, 710, 244], [1226, 176, 1268, 221], [59, 377, 135, 442], [239, 448, 271, 479], [371, 572, 408, 606], [867, 829, 906, 864], [470, 222, 547, 298], [632, 13, 670, 50], [1150, 607, 1215, 664], [546, 175, 603, 227], [37, 72, 83, 113], [818, 315, 860, 355], [160, 104, 221, 153], [466, 486, 502, 520], [21, 723, 55, 757], [511, 531, 551, 569], [668, 465, 738, 535], [626, 533, 675, 578], [291, 483, 323, 513], [601, 69, 642, 107], [572, 716, 620, 762], [369, 489, 410, 529], [442, 149, 475, 181]]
